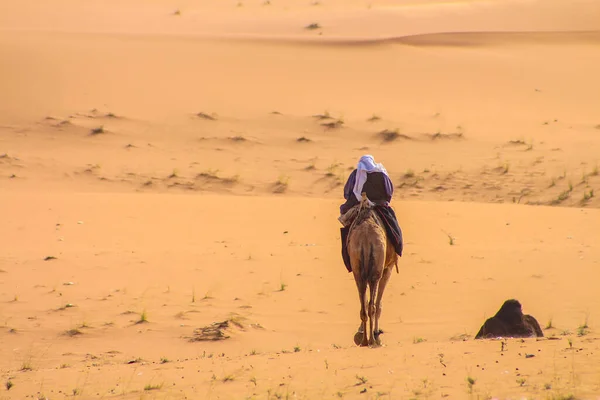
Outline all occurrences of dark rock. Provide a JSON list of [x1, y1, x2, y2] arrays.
[[475, 299, 543, 339]]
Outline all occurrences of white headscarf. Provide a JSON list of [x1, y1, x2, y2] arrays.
[[353, 155, 389, 202]]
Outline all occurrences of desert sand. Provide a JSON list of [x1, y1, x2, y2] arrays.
[[1, 0, 600, 399]]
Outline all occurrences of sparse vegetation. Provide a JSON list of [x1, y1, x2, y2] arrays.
[[545, 318, 554, 329], [356, 375, 368, 385], [305, 23, 321, 30], [321, 119, 344, 129], [21, 361, 33, 371], [279, 282, 287, 291], [404, 169, 415, 178], [5, 380, 13, 390], [429, 131, 464, 140], [367, 114, 381, 122], [313, 111, 331, 120], [58, 303, 76, 310], [136, 310, 148, 324], [551, 190, 571, 205], [90, 126, 105, 135], [379, 129, 409, 142], [577, 315, 589, 336], [273, 175, 289, 193], [223, 374, 235, 382], [197, 112, 217, 120], [294, 345, 301, 352], [296, 136, 312, 143], [444, 232, 455, 246], [65, 328, 83, 337], [168, 169, 179, 179], [144, 383, 163, 391], [413, 337, 425, 344], [325, 162, 341, 176], [466, 376, 476, 393]]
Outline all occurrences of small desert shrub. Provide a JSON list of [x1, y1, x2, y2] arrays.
[[273, 175, 289, 193], [466, 376, 476, 393], [65, 328, 82, 337], [137, 310, 148, 324], [144, 383, 163, 391], [90, 126, 105, 135]]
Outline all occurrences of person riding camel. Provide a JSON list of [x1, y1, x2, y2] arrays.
[[339, 155, 403, 272]]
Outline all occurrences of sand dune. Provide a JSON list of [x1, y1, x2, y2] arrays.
[[1, 0, 600, 399]]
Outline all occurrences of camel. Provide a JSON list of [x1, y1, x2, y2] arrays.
[[347, 193, 398, 347]]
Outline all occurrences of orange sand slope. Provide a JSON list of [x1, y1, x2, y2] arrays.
[[1, 0, 600, 399], [1, 194, 599, 399]]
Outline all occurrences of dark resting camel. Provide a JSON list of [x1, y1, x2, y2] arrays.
[[347, 193, 398, 347], [475, 299, 544, 339]]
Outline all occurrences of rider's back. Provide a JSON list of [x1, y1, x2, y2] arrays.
[[361, 171, 391, 204]]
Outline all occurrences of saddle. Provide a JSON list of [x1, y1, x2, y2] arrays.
[[338, 193, 374, 227]]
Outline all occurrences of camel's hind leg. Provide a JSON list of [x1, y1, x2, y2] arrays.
[[373, 265, 393, 345], [367, 279, 380, 346], [353, 276, 369, 347]]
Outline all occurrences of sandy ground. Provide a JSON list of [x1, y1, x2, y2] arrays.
[[1, 0, 600, 399]]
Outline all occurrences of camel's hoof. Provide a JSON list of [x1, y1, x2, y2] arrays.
[[354, 331, 364, 346]]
